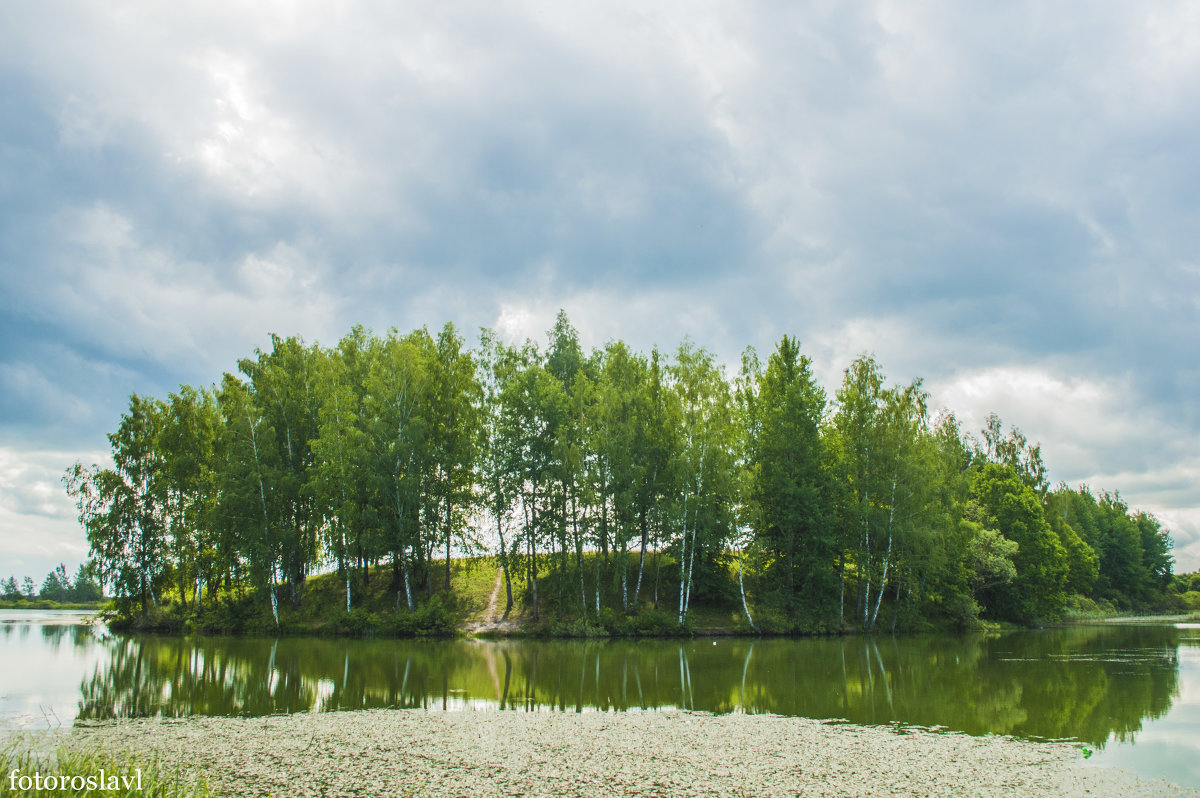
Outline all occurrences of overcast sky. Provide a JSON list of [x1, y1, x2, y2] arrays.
[[2, 1, 1198, 582]]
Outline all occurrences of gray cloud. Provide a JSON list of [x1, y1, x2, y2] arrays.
[[1, 0, 1197, 573]]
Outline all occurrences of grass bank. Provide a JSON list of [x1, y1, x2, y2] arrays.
[[109, 551, 754, 639], [102, 551, 1158, 640]]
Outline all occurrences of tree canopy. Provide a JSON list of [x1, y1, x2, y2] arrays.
[[64, 316, 1179, 631]]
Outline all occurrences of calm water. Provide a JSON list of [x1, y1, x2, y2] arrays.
[[2, 611, 1198, 788]]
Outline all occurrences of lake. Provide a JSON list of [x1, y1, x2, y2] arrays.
[[2, 610, 1197, 789]]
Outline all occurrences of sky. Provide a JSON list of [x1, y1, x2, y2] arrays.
[[1, 1, 1198, 583]]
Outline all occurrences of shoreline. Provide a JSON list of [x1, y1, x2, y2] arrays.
[[66, 709, 1199, 797]]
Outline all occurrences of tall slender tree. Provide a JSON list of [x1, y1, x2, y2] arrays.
[[746, 337, 836, 629]]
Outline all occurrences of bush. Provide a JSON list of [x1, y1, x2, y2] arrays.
[[195, 593, 257, 635], [617, 608, 691, 638], [1062, 594, 1114, 619], [549, 617, 608, 638], [110, 603, 186, 634], [330, 596, 455, 638], [402, 594, 455, 636], [331, 608, 381, 636], [746, 605, 792, 635]]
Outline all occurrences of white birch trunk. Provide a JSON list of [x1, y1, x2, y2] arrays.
[[869, 474, 898, 630], [269, 563, 280, 629], [738, 544, 759, 634], [677, 493, 689, 625]]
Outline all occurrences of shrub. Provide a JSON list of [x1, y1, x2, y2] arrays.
[[331, 608, 381, 636], [549, 617, 608, 638], [618, 608, 691, 638], [330, 596, 455, 638], [403, 594, 455, 636]]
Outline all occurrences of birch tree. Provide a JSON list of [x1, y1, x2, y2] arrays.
[[64, 395, 168, 616], [364, 329, 430, 611], [311, 329, 372, 612], [427, 323, 483, 591]]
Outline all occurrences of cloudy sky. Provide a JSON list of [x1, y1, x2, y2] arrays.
[[1, 1, 1198, 582]]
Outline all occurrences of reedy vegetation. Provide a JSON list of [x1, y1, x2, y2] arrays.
[[64, 313, 1177, 633], [0, 741, 216, 797]]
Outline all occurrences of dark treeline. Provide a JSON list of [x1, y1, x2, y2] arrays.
[[0, 562, 104, 605], [64, 313, 1178, 633]]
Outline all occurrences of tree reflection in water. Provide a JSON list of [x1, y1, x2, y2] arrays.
[[77, 625, 1184, 748]]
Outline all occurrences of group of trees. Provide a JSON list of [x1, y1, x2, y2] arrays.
[[1, 562, 104, 604], [65, 314, 1177, 631]]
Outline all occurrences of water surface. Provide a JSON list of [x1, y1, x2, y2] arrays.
[[2, 611, 1196, 788]]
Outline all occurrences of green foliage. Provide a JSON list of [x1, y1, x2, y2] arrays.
[[547, 607, 692, 638], [69, 562, 105, 603], [39, 564, 70, 602], [401, 594, 456, 636], [549, 617, 609, 638], [1062, 594, 1117, 618], [742, 336, 837, 627], [972, 464, 1068, 623], [965, 522, 1018, 592], [618, 608, 692, 637], [62, 315, 1180, 636]]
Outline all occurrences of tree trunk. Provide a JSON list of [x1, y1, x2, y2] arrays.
[[739, 546, 759, 634], [633, 507, 648, 610], [677, 494, 689, 624], [890, 572, 903, 633], [572, 489, 586, 614], [269, 563, 280, 629], [868, 475, 898, 631], [599, 469, 609, 558], [620, 537, 628, 612], [497, 506, 513, 615], [401, 547, 414, 611], [445, 499, 452, 592], [683, 499, 699, 617], [530, 530, 539, 621], [652, 548, 661, 610], [838, 550, 845, 624]]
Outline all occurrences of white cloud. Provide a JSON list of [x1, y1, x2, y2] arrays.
[[1151, 508, 1200, 574], [931, 366, 1150, 478], [929, 365, 1200, 569], [0, 447, 107, 581]]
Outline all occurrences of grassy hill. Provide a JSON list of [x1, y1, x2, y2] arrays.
[[110, 551, 754, 639]]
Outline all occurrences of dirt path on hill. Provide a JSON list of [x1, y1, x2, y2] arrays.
[[465, 568, 522, 634]]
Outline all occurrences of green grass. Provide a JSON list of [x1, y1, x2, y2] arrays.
[[0, 740, 216, 797], [103, 549, 757, 639]]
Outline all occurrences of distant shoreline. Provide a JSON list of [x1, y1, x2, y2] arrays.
[[0, 601, 106, 612], [68, 709, 1199, 798]]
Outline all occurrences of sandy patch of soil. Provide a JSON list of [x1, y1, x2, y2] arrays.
[[68, 710, 1198, 797], [464, 568, 524, 635]]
